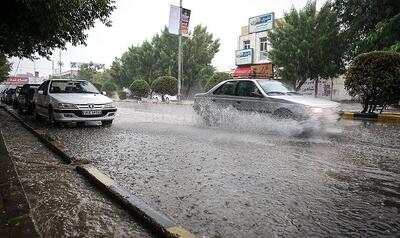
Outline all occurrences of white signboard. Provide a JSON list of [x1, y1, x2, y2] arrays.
[[168, 5, 191, 37], [168, 5, 180, 35], [249, 12, 274, 33], [235, 49, 253, 65]]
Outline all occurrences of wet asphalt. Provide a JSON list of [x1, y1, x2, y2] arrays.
[[7, 101, 400, 237]]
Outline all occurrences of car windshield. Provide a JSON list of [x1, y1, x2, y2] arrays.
[[257, 80, 298, 95], [49, 81, 99, 94]]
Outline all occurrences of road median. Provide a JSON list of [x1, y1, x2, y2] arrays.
[[341, 111, 400, 122]]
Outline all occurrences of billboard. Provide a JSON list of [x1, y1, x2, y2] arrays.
[[249, 13, 274, 33], [70, 62, 105, 70], [3, 76, 29, 85], [168, 5, 191, 37], [235, 49, 253, 65]]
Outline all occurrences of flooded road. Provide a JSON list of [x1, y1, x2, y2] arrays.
[[18, 102, 400, 237]]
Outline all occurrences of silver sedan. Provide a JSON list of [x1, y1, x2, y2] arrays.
[[193, 79, 341, 124]]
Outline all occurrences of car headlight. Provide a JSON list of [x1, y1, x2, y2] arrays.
[[104, 103, 115, 108], [309, 107, 324, 113], [58, 103, 77, 109]]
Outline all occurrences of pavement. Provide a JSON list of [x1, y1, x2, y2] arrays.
[[0, 131, 39, 238]]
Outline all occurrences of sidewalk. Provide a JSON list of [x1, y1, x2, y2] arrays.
[[0, 132, 39, 237]]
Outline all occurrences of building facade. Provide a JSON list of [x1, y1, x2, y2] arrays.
[[233, 13, 275, 79]]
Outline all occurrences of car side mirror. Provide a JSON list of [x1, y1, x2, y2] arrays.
[[251, 92, 263, 98], [37, 90, 43, 95], [102, 91, 106, 95]]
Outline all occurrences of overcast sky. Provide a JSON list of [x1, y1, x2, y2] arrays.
[[10, 0, 326, 77]]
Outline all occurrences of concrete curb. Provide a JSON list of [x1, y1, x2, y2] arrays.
[[341, 112, 400, 122], [0, 105, 196, 238], [0, 105, 73, 164], [76, 165, 196, 238]]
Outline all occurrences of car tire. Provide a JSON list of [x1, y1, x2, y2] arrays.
[[17, 104, 23, 114], [273, 108, 294, 120], [101, 120, 113, 126], [49, 108, 61, 127], [33, 110, 42, 121]]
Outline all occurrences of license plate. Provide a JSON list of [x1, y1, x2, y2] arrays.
[[82, 110, 102, 115]]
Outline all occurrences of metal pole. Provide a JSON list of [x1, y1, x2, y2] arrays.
[[177, 0, 182, 100]]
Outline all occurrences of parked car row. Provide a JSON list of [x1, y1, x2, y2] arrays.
[[1, 79, 117, 126]]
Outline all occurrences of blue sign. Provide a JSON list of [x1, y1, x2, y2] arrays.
[[249, 12, 274, 33], [235, 49, 253, 65]]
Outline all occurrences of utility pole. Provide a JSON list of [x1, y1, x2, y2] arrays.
[[177, 0, 182, 100]]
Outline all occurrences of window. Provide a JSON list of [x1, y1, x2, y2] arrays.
[[243, 40, 250, 49], [214, 81, 238, 96], [260, 37, 268, 60], [38, 80, 50, 94], [260, 37, 267, 51], [49, 80, 99, 94], [236, 81, 260, 97]]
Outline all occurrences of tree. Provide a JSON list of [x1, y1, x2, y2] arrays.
[[102, 81, 117, 96], [109, 58, 130, 88], [204, 72, 230, 91], [129, 80, 150, 98], [0, 0, 115, 58], [268, 1, 345, 92], [117, 91, 127, 100], [333, 0, 400, 59], [0, 52, 11, 81], [151, 76, 177, 101], [181, 26, 220, 96], [77, 64, 97, 81], [345, 51, 400, 113], [118, 25, 219, 97]]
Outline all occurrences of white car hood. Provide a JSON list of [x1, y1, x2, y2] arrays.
[[270, 95, 340, 108], [51, 93, 113, 104]]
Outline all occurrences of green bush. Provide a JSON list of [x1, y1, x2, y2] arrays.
[[92, 82, 103, 91], [151, 76, 177, 97], [102, 81, 117, 95], [204, 72, 230, 91], [345, 51, 400, 113], [117, 90, 127, 100], [129, 79, 150, 98]]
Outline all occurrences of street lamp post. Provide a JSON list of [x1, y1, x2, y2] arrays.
[[177, 0, 182, 100]]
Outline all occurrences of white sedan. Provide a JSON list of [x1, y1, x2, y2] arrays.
[[33, 79, 117, 126]]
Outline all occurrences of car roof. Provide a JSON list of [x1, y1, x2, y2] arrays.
[[50, 79, 86, 81]]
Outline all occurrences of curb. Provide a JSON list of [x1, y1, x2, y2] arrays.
[[0, 105, 73, 164], [341, 112, 400, 122], [0, 105, 196, 238], [76, 165, 196, 238]]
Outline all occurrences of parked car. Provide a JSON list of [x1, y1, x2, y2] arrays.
[[0, 88, 9, 103], [2, 88, 16, 105], [12, 86, 22, 108], [32, 79, 117, 126], [152, 94, 177, 102], [193, 79, 340, 124], [17, 84, 40, 114]]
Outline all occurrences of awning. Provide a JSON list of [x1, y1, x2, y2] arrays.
[[232, 66, 253, 79]]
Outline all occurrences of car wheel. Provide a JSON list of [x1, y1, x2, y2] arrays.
[[273, 108, 294, 120], [17, 104, 23, 114], [49, 108, 61, 127], [101, 120, 113, 126]]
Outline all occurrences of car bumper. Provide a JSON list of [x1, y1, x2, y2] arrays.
[[53, 108, 117, 122]]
